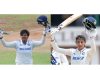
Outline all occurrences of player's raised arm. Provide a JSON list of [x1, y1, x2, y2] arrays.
[[87, 29, 97, 55], [51, 33, 71, 56], [32, 15, 50, 48], [32, 30, 46, 47], [83, 16, 97, 62], [0, 30, 16, 48]]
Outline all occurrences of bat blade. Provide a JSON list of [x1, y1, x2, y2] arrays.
[[57, 14, 83, 30], [51, 14, 83, 34]]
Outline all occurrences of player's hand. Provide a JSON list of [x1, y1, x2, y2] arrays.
[[45, 25, 51, 33], [43, 26, 51, 36], [50, 31, 56, 42], [85, 28, 97, 39], [0, 29, 3, 39], [51, 28, 59, 35]]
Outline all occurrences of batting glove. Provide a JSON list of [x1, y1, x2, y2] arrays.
[[0, 30, 3, 39], [43, 26, 51, 36], [85, 28, 97, 39], [51, 28, 59, 35], [51, 33, 55, 42]]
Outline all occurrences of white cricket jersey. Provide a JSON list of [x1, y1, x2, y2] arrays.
[[71, 48, 90, 65], [51, 50, 69, 65], [15, 40, 33, 64], [51, 38, 96, 65]]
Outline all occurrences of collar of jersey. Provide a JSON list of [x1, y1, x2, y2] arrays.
[[20, 39, 29, 45], [76, 48, 86, 53]]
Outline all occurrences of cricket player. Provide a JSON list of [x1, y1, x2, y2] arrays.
[[0, 15, 49, 65], [51, 47, 69, 65], [51, 16, 97, 65], [0, 29, 48, 65]]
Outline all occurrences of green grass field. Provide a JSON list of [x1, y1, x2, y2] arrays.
[[0, 50, 50, 65]]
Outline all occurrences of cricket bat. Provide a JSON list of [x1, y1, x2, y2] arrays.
[[51, 14, 83, 34]]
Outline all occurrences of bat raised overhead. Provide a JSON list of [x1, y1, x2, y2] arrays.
[[51, 14, 83, 34]]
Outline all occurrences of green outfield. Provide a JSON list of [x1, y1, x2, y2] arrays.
[[0, 50, 50, 64]]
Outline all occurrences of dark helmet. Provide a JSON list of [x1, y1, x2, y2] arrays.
[[37, 15, 48, 27], [83, 16, 96, 30]]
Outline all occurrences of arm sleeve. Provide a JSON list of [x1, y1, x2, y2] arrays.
[[32, 35, 45, 48], [0, 39, 16, 48], [51, 40, 71, 56], [87, 38, 96, 60]]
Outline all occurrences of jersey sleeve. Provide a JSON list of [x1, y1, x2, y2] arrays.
[[31, 35, 45, 48], [87, 38, 96, 63], [0, 39, 16, 48], [51, 40, 72, 56]]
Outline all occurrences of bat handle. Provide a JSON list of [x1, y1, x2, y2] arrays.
[[50, 28, 59, 35], [57, 24, 63, 31]]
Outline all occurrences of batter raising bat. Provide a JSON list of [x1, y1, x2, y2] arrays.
[[51, 16, 97, 65]]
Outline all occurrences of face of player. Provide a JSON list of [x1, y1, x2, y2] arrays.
[[21, 33, 29, 41], [76, 39, 86, 51]]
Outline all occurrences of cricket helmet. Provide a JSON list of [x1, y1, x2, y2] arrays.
[[83, 16, 96, 30], [37, 15, 48, 27]]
